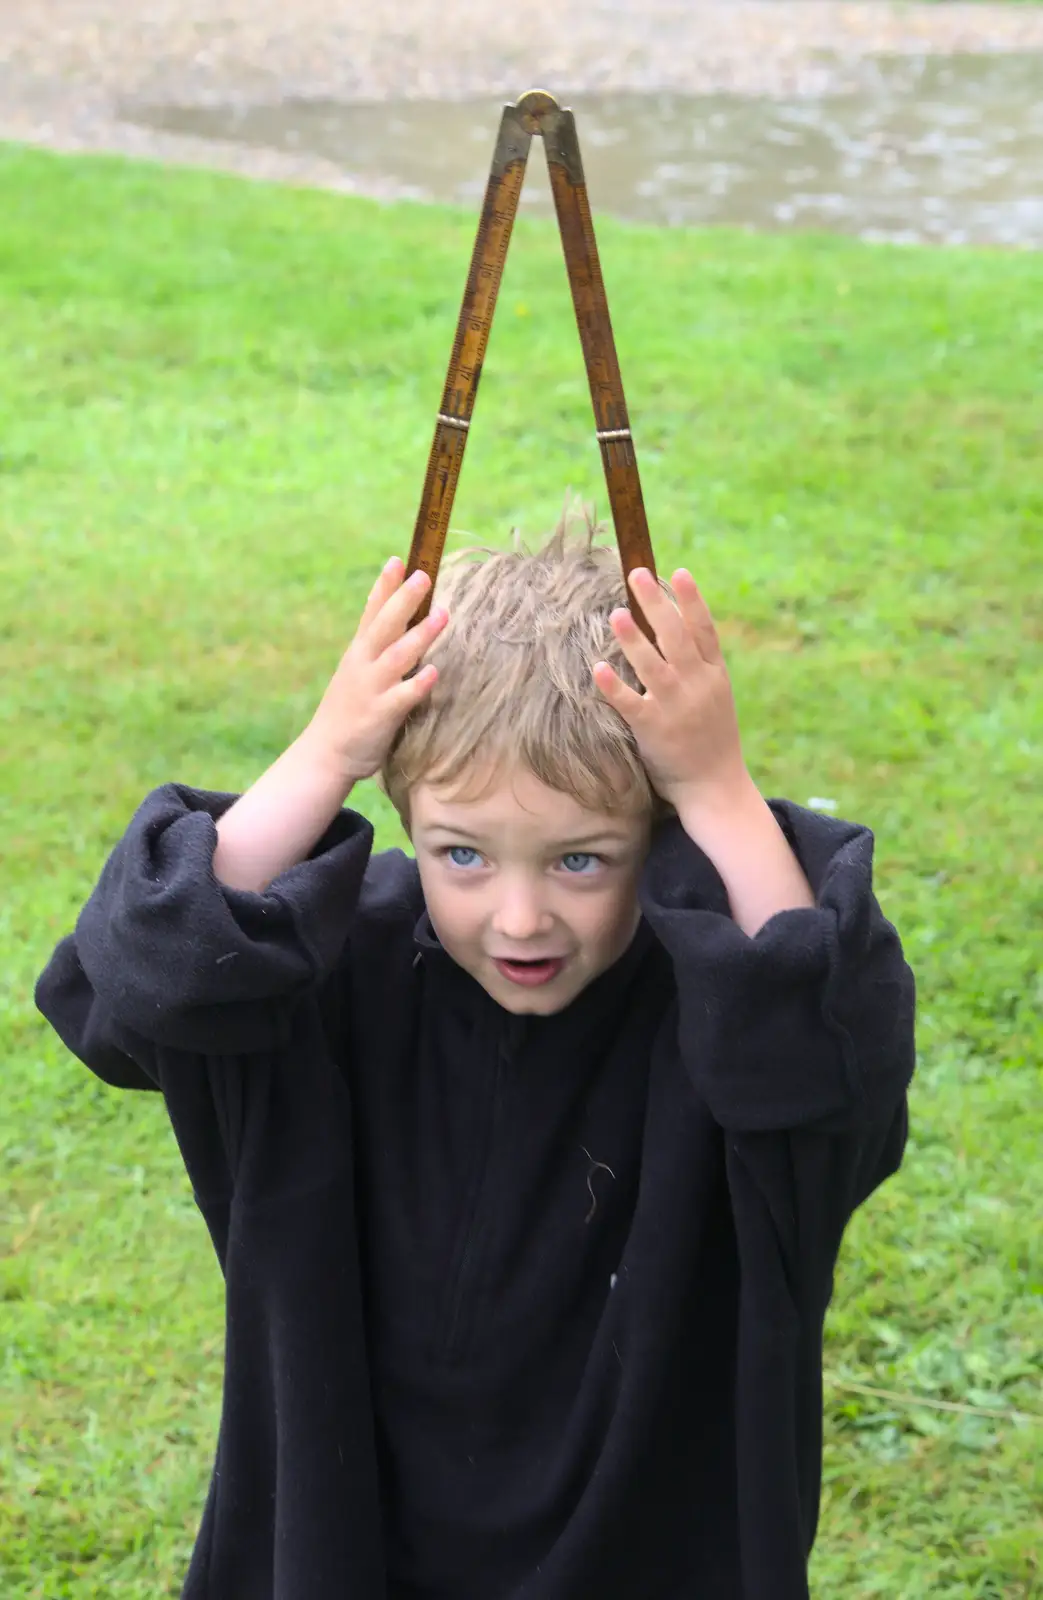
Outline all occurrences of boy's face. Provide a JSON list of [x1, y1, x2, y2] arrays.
[[409, 767, 652, 1016]]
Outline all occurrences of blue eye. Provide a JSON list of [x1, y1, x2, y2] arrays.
[[445, 846, 481, 869], [561, 852, 600, 874], [436, 847, 604, 874]]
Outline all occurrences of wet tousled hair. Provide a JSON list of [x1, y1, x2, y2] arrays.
[[380, 500, 676, 830]]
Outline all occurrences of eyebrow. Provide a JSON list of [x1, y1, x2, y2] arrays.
[[420, 824, 632, 849]]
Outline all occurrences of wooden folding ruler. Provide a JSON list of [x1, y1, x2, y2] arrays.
[[404, 88, 657, 641]]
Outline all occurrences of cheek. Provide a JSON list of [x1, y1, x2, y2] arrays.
[[422, 877, 485, 946], [573, 885, 637, 948]]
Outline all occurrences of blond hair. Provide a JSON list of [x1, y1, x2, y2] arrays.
[[380, 502, 675, 828]]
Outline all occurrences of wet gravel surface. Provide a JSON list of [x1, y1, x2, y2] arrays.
[[3, 2, 1043, 194]]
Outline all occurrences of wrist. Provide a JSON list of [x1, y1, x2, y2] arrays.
[[295, 724, 363, 799], [214, 733, 356, 893], [673, 777, 816, 935], [669, 769, 762, 835], [673, 774, 780, 876]]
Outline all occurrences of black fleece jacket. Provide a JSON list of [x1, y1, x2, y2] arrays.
[[35, 785, 915, 1600]]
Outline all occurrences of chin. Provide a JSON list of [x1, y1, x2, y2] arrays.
[[500, 990, 564, 1015]]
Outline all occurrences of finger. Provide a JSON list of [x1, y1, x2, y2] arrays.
[[592, 660, 648, 721], [627, 568, 700, 667], [672, 569, 723, 664], [366, 568, 432, 658], [610, 605, 679, 696], [378, 604, 448, 682], [358, 556, 405, 633], [389, 661, 439, 713]]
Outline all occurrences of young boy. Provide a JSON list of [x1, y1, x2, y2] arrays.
[[36, 519, 916, 1600]]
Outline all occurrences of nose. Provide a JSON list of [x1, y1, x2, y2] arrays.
[[490, 875, 554, 942]]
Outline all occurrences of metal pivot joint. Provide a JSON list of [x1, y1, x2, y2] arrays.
[[405, 89, 658, 642]]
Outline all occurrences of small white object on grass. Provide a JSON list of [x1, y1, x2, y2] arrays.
[[806, 797, 837, 812]]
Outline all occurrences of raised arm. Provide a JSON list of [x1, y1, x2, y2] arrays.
[[641, 800, 915, 1136], [214, 558, 446, 890], [36, 558, 449, 1069]]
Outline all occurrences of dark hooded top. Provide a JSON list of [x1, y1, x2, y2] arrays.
[[35, 784, 915, 1600]]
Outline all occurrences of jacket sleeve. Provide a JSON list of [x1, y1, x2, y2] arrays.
[[35, 782, 375, 1083], [640, 800, 915, 1314], [639, 799, 916, 1138]]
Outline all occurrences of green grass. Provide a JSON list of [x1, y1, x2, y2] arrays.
[[1, 142, 1040, 1598]]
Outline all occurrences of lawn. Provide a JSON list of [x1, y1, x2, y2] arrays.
[[1, 142, 1040, 1598]]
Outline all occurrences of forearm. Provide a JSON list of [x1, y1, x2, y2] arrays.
[[213, 730, 355, 893], [675, 777, 815, 938]]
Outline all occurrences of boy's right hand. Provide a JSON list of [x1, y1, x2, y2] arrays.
[[304, 559, 447, 785]]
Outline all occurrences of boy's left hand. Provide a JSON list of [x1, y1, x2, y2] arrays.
[[592, 568, 751, 813]]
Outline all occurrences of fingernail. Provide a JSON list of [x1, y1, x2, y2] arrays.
[[430, 605, 447, 625], [384, 557, 400, 574]]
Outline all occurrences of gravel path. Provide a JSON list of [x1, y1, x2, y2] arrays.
[[3, 1, 1043, 194]]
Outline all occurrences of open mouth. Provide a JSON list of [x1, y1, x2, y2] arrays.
[[493, 956, 567, 987]]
